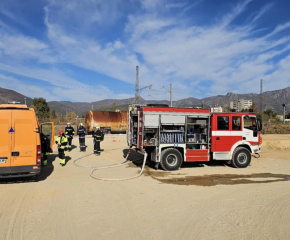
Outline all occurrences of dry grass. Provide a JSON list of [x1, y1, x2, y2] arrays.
[[263, 121, 290, 134]]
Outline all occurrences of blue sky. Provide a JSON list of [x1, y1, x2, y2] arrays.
[[0, 0, 290, 102]]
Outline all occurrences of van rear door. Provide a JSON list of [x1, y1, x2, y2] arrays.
[[10, 109, 37, 173], [0, 110, 12, 174], [40, 122, 55, 152]]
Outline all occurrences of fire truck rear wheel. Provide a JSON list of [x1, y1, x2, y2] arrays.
[[231, 147, 251, 168], [160, 148, 183, 171]]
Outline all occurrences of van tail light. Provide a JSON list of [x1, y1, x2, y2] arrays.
[[37, 145, 41, 165]]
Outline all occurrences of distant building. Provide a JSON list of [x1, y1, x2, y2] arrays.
[[211, 106, 223, 112], [277, 114, 290, 122], [277, 115, 283, 121], [230, 99, 252, 112]]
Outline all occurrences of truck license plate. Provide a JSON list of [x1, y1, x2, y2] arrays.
[[0, 159, 7, 163]]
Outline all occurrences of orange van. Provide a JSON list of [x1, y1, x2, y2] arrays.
[[0, 104, 54, 178]]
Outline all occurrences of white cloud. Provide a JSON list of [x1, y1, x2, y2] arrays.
[[44, 0, 123, 29], [0, 33, 55, 63], [219, 0, 253, 28], [251, 2, 274, 23], [0, 74, 57, 101], [0, 0, 290, 103], [165, 3, 187, 9]]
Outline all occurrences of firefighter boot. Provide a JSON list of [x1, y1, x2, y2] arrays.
[[59, 158, 66, 166]]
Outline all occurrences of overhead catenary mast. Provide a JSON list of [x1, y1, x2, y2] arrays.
[[260, 79, 263, 113], [135, 66, 139, 104]]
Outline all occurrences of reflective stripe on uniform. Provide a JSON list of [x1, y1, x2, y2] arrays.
[[59, 158, 65, 164]]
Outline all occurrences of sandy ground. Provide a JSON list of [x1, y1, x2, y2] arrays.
[[0, 134, 290, 240]]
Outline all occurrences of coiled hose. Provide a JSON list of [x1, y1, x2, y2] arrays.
[[90, 151, 148, 181], [73, 148, 123, 168], [73, 147, 148, 181]]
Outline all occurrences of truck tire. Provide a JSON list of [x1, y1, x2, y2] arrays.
[[231, 147, 251, 168], [160, 148, 183, 171]]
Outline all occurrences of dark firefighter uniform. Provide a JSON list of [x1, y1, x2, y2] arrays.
[[93, 128, 102, 155], [100, 128, 105, 141], [65, 125, 75, 151], [77, 125, 86, 152], [55, 132, 68, 166], [41, 133, 50, 166]]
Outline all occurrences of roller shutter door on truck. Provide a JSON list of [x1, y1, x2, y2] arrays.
[[0, 110, 12, 174], [144, 114, 159, 127], [161, 115, 185, 125], [10, 110, 37, 173]]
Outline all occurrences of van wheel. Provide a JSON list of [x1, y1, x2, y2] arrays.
[[231, 147, 251, 168], [160, 148, 183, 171]]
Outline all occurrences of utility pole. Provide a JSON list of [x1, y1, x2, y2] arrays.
[[135, 66, 139, 104], [92, 102, 93, 111], [170, 83, 172, 107], [282, 103, 286, 123], [24, 97, 26, 105], [260, 79, 263, 113]]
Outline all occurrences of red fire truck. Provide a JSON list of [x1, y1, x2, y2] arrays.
[[127, 105, 262, 171]]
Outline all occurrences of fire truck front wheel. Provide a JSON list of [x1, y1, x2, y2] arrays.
[[160, 148, 183, 171], [231, 147, 251, 168]]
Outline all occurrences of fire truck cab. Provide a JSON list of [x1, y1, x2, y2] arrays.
[[127, 105, 262, 171]]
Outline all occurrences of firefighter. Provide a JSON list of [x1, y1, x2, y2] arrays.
[[100, 128, 105, 141], [100, 128, 105, 151], [40, 133, 50, 166], [55, 131, 68, 166], [65, 122, 75, 151], [93, 127, 102, 155], [77, 123, 86, 152]]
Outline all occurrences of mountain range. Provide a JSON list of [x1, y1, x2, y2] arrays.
[[0, 86, 289, 115]]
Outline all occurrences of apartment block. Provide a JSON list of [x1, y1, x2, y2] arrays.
[[230, 99, 252, 112]]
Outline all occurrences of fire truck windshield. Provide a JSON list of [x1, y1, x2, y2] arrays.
[[244, 116, 256, 130]]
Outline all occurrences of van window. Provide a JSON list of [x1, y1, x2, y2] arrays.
[[41, 123, 53, 147], [41, 124, 52, 136], [232, 116, 241, 130], [217, 116, 229, 130]]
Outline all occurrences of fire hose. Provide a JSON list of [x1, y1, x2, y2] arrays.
[[73, 148, 148, 181], [90, 151, 147, 181], [73, 148, 123, 168]]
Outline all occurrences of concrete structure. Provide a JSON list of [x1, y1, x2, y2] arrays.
[[230, 99, 252, 112], [211, 106, 223, 113]]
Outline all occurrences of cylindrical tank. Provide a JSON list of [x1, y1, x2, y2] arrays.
[[85, 111, 128, 133]]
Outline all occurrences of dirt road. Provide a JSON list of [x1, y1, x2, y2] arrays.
[[0, 134, 290, 240]]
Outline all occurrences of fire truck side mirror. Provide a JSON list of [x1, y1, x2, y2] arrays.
[[256, 118, 263, 131]]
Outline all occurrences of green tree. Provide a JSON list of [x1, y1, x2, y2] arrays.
[[32, 98, 50, 118], [50, 109, 58, 119], [110, 103, 116, 111], [263, 109, 277, 118], [100, 106, 107, 111], [67, 112, 77, 119]]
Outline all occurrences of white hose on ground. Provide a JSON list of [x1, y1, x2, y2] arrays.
[[73, 148, 123, 168], [90, 151, 148, 181]]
